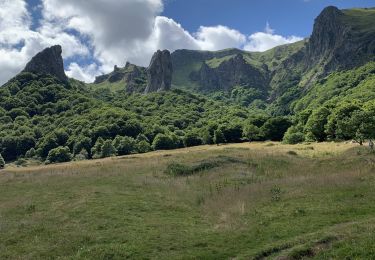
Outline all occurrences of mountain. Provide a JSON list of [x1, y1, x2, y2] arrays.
[[91, 7, 375, 113], [1, 6, 375, 164], [170, 6, 375, 113], [92, 62, 147, 93], [23, 45, 68, 83]]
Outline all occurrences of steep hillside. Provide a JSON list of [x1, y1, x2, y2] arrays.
[[168, 6, 375, 114], [170, 41, 306, 94], [90, 7, 375, 116], [91, 63, 147, 93]]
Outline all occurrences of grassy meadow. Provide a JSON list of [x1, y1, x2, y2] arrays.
[[1, 142, 375, 259]]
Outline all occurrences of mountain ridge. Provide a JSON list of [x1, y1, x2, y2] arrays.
[[1, 5, 375, 164]]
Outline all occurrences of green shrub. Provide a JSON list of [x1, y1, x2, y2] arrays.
[[25, 148, 36, 158], [165, 156, 244, 176], [112, 136, 136, 155], [101, 140, 117, 158], [213, 129, 226, 144], [75, 149, 89, 161], [283, 126, 305, 144], [136, 140, 152, 153], [46, 146, 72, 163], [0, 153, 5, 169], [152, 133, 177, 150], [183, 132, 203, 147]]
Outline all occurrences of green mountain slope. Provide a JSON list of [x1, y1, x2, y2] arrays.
[[1, 6, 375, 164], [2, 72, 285, 163]]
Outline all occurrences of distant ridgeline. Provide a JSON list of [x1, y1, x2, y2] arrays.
[[0, 6, 375, 164]]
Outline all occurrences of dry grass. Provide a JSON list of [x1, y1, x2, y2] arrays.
[[1, 142, 375, 259]]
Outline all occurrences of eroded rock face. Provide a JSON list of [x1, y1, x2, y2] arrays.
[[23, 45, 68, 82], [307, 6, 345, 58], [93, 62, 147, 93], [190, 54, 268, 92], [145, 50, 173, 93]]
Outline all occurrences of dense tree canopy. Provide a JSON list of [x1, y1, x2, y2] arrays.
[[1, 61, 375, 164]]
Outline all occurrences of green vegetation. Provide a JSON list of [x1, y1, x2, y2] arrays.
[[2, 142, 375, 258], [0, 72, 296, 164], [0, 153, 5, 169], [284, 62, 375, 144]]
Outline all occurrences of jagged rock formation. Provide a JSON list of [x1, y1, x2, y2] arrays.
[[93, 62, 147, 93], [23, 45, 68, 82], [306, 6, 346, 63], [190, 54, 268, 92], [271, 6, 375, 100], [94, 65, 125, 84], [145, 50, 173, 93], [171, 6, 375, 100]]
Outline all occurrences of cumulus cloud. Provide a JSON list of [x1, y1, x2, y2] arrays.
[[195, 25, 246, 51], [0, 0, 88, 84], [66, 62, 100, 83], [244, 23, 303, 52], [0, 0, 304, 84]]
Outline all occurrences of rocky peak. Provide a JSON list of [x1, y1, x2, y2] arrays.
[[23, 45, 68, 82], [307, 6, 346, 60], [144, 50, 173, 93]]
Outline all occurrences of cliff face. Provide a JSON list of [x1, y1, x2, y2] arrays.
[[145, 50, 173, 93], [269, 6, 375, 104], [93, 62, 147, 93], [306, 6, 346, 62], [190, 54, 268, 92], [23, 45, 68, 82]]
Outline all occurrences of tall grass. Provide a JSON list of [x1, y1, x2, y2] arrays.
[[1, 142, 375, 259]]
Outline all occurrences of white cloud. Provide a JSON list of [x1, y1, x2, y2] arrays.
[[0, 0, 304, 85], [66, 62, 100, 83], [42, 0, 164, 69], [195, 25, 246, 51], [0, 0, 89, 84], [244, 23, 303, 52]]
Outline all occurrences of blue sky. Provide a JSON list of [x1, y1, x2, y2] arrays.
[[0, 0, 374, 84], [163, 0, 375, 37]]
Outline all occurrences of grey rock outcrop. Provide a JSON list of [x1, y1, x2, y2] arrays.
[[190, 54, 268, 92], [93, 62, 147, 93], [23, 45, 68, 82], [145, 50, 173, 93]]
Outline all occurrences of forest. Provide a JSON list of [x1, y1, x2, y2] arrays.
[[0, 61, 374, 165]]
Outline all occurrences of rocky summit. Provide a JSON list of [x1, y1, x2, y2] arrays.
[[145, 50, 173, 93], [23, 45, 67, 82]]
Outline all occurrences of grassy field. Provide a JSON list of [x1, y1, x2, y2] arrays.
[[1, 142, 375, 259]]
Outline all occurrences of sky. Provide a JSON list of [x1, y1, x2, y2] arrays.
[[0, 0, 374, 85]]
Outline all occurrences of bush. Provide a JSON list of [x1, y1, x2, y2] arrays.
[[221, 124, 243, 143], [165, 156, 243, 176], [75, 149, 89, 161], [92, 137, 104, 159], [46, 146, 72, 163], [25, 148, 36, 158], [243, 124, 262, 141], [15, 158, 27, 166], [152, 133, 177, 150], [283, 126, 305, 144], [262, 117, 292, 141], [0, 153, 5, 169], [183, 132, 203, 147], [101, 140, 117, 158], [112, 136, 136, 155], [136, 140, 152, 153], [213, 129, 226, 144]]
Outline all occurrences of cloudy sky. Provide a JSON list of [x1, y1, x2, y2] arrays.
[[0, 0, 373, 84]]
